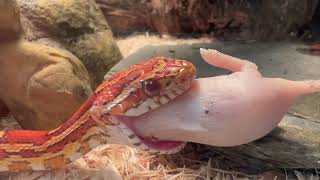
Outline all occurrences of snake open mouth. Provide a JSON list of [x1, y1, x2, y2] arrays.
[[114, 115, 186, 154], [95, 58, 197, 154]]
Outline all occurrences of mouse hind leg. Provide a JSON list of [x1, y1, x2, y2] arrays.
[[200, 48, 259, 73]]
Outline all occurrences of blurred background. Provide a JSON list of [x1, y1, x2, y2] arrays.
[[99, 0, 319, 41]]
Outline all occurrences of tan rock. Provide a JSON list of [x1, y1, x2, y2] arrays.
[[0, 40, 92, 130], [0, 0, 122, 130], [0, 0, 21, 120], [18, 0, 123, 87], [0, 100, 9, 119], [65, 30, 122, 87], [0, 0, 21, 41]]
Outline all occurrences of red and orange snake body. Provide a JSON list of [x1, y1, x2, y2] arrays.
[[0, 57, 196, 172]]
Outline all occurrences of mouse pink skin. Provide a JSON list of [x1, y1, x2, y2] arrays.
[[130, 49, 320, 147]]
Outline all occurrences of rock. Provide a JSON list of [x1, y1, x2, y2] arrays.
[[0, 100, 9, 119], [17, 0, 123, 87], [104, 41, 320, 171], [97, 0, 318, 40], [64, 30, 121, 87], [0, 41, 92, 130], [0, 0, 123, 130], [0, 0, 20, 119], [0, 0, 21, 41]]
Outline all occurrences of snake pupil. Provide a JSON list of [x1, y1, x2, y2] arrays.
[[142, 79, 161, 97]]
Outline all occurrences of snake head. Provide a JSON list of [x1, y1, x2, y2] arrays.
[[91, 57, 196, 154]]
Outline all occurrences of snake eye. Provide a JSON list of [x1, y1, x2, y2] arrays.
[[142, 79, 161, 97]]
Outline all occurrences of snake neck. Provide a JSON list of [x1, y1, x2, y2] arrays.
[[0, 95, 109, 172]]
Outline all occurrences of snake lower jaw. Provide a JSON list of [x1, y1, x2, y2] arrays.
[[112, 115, 187, 154]]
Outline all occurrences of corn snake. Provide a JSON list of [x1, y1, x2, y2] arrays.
[[0, 57, 196, 172]]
